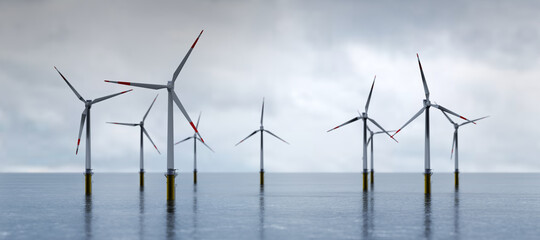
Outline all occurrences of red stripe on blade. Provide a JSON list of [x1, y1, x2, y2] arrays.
[[191, 38, 200, 48], [189, 122, 199, 132], [191, 30, 203, 48]]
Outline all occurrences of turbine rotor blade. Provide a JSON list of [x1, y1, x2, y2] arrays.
[[264, 130, 289, 144], [172, 30, 204, 83], [195, 112, 202, 129], [142, 94, 159, 122], [106, 122, 139, 126], [235, 130, 260, 146], [392, 107, 426, 137], [172, 91, 205, 142], [365, 75, 376, 113], [440, 108, 456, 125], [367, 118, 398, 143], [104, 80, 167, 90], [374, 130, 397, 135], [175, 136, 193, 145], [142, 126, 160, 154], [417, 53, 430, 100], [460, 116, 489, 126], [261, 97, 265, 126], [54, 67, 85, 102], [76, 109, 87, 155], [92, 89, 133, 104], [432, 104, 474, 124], [327, 117, 361, 132], [197, 138, 215, 152]]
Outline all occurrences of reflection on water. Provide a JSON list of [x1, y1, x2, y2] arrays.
[[361, 192, 374, 239], [454, 189, 460, 239], [139, 188, 145, 238], [259, 186, 265, 240], [84, 196, 92, 240], [424, 195, 432, 240], [192, 185, 198, 237], [166, 201, 175, 240]]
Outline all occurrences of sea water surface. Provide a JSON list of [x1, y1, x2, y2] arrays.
[[0, 173, 539, 239]]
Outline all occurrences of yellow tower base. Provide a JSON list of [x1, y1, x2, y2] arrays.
[[362, 171, 368, 191], [194, 170, 197, 184], [139, 171, 144, 187], [370, 170, 374, 184], [424, 172, 431, 194], [454, 170, 459, 187], [84, 173, 92, 195], [260, 170, 264, 185], [166, 174, 175, 201]]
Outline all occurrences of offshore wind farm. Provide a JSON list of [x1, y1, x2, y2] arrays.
[[1, 1, 540, 239]]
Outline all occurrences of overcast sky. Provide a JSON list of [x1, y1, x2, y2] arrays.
[[1, 0, 539, 173]]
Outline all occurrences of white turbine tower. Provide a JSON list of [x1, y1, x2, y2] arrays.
[[54, 67, 132, 195], [107, 94, 161, 187], [440, 110, 488, 187], [105, 30, 206, 201], [235, 98, 289, 185], [175, 112, 214, 184], [391, 54, 475, 194], [327, 76, 396, 191], [366, 126, 396, 184]]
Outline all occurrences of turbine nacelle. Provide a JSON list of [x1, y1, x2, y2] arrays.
[[423, 99, 431, 107], [167, 81, 174, 89]]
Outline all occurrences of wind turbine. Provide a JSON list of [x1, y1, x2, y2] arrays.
[[235, 98, 289, 185], [327, 76, 396, 191], [105, 30, 206, 201], [54, 67, 132, 195], [440, 111, 488, 187], [107, 94, 161, 187], [175, 112, 214, 184], [391, 54, 475, 194], [366, 126, 396, 184]]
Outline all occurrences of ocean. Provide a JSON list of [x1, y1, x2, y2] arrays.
[[0, 173, 539, 239]]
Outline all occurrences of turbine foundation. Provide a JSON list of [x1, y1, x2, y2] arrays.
[[193, 170, 197, 184], [166, 169, 176, 201], [370, 170, 374, 184], [362, 170, 368, 191], [260, 170, 264, 185], [84, 169, 93, 195], [454, 170, 459, 188], [139, 170, 144, 187], [424, 169, 432, 194]]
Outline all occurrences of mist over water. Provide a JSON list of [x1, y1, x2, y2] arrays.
[[0, 173, 539, 239]]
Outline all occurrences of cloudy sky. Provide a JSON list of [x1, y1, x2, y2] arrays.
[[1, 0, 539, 173]]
